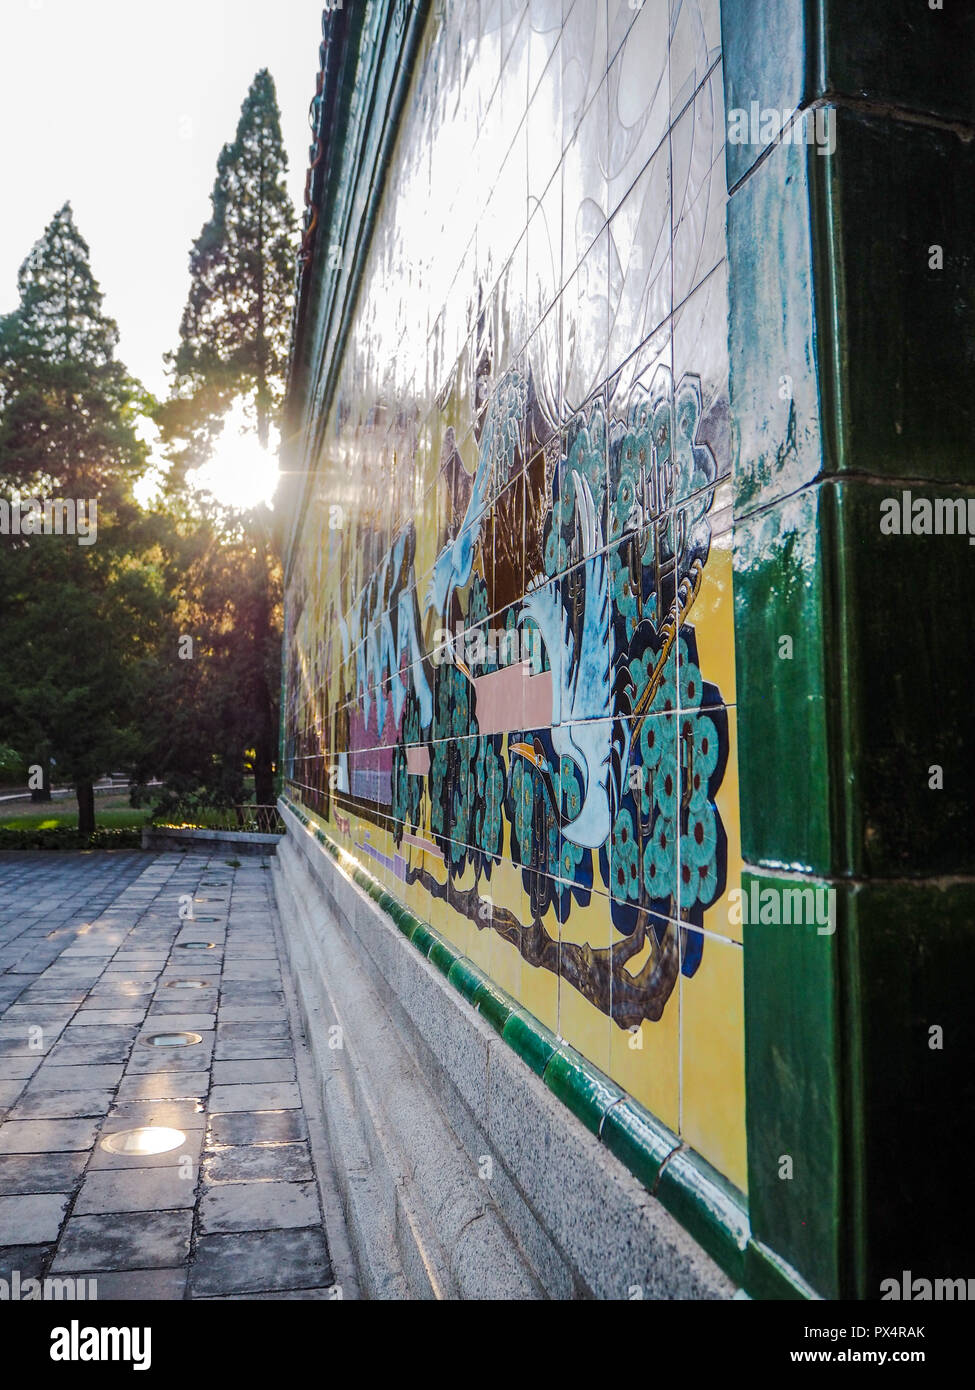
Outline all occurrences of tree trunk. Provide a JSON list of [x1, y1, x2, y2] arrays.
[[30, 754, 52, 802], [77, 781, 95, 838]]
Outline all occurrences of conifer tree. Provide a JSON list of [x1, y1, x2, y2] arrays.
[[0, 204, 158, 835], [162, 69, 296, 471]]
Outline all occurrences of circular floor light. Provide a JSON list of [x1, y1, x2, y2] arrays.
[[101, 1126, 186, 1156], [176, 941, 216, 950], [164, 980, 209, 989], [141, 1031, 203, 1048]]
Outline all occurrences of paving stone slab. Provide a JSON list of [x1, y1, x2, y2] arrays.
[[0, 1117, 100, 1154], [8, 1089, 114, 1120], [71, 1010, 147, 1026], [0, 1192, 71, 1243], [217, 1006, 289, 1024], [202, 1142, 315, 1185], [0, 1243, 54, 1280], [0, 1152, 88, 1195], [142, 1013, 216, 1032], [74, 1168, 197, 1216], [216, 1021, 289, 1040], [0, 1036, 54, 1056], [47, 1042, 133, 1066], [0, 1080, 24, 1108], [115, 1072, 210, 1102], [2, 1006, 75, 1024], [82, 1268, 188, 1300], [13, 991, 87, 1005], [150, 996, 219, 1014], [88, 981, 155, 995], [209, 1083, 300, 1113], [29, 1064, 123, 1092], [199, 1180, 320, 1234], [213, 1040, 293, 1062], [0, 1057, 43, 1080], [207, 1110, 307, 1147], [211, 1059, 296, 1086], [106, 1099, 206, 1131], [51, 1210, 193, 1272], [125, 1045, 212, 1073], [60, 1021, 138, 1040], [189, 1227, 332, 1296]]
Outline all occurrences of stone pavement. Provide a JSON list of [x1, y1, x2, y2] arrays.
[[0, 849, 354, 1299]]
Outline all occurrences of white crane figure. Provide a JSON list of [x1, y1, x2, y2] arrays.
[[511, 470, 630, 850]]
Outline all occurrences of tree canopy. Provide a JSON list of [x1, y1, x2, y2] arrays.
[[161, 68, 296, 473]]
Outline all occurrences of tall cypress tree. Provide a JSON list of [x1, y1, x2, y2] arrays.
[[162, 69, 296, 470], [0, 204, 158, 834], [0, 203, 148, 502]]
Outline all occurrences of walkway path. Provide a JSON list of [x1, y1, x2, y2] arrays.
[[0, 849, 355, 1299]]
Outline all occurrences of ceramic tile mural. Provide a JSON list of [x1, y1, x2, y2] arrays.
[[284, 0, 745, 1191]]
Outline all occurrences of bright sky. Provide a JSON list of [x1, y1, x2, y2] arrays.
[[0, 0, 325, 507]]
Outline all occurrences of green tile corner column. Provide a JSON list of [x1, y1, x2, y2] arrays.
[[722, 1, 975, 1299]]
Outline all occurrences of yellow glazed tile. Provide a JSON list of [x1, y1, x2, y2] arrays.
[[557, 888, 613, 1074], [679, 928, 747, 1193], [608, 915, 681, 1132], [684, 480, 736, 709], [485, 859, 524, 1002]]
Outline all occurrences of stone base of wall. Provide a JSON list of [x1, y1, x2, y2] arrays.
[[271, 801, 737, 1300], [141, 827, 280, 857]]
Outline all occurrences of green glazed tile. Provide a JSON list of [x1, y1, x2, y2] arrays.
[[446, 957, 489, 1005], [743, 869, 844, 1299], [409, 923, 436, 958], [427, 937, 461, 977], [826, 111, 975, 485], [599, 1099, 678, 1193], [721, 0, 808, 188], [822, 0, 975, 126], [846, 879, 975, 1296], [744, 1239, 815, 1301], [723, 1, 975, 192], [726, 136, 825, 518], [500, 1010, 559, 1077], [542, 1048, 625, 1136], [655, 1148, 750, 1288], [833, 479, 975, 877], [393, 905, 418, 939], [733, 486, 834, 875], [473, 980, 514, 1035]]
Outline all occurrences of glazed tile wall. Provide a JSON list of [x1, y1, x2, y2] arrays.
[[284, 0, 745, 1191]]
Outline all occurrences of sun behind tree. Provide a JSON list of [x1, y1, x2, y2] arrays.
[[161, 68, 297, 481]]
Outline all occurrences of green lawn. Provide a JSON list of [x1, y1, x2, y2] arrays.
[[0, 792, 150, 831]]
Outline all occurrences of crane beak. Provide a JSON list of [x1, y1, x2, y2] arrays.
[[510, 741, 541, 768]]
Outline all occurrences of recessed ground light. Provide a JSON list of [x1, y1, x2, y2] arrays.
[[101, 1126, 186, 1156], [199, 881, 227, 887], [176, 941, 216, 950], [141, 1031, 203, 1048], [164, 980, 209, 989], [193, 915, 221, 922]]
